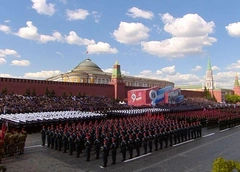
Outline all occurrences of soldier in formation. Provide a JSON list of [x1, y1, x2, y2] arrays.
[[41, 110, 202, 166]]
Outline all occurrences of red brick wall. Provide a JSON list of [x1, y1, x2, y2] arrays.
[[0, 77, 114, 97], [234, 86, 240, 96], [0, 77, 205, 101], [181, 90, 204, 98]]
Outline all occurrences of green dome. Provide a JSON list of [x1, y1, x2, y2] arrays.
[[72, 58, 103, 72]]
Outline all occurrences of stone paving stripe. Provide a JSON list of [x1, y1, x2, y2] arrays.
[[173, 139, 194, 147], [219, 128, 230, 133], [124, 153, 152, 162], [202, 133, 215, 138], [25, 145, 42, 149]]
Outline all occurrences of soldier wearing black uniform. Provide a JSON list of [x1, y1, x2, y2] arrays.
[[54, 130, 58, 150], [101, 140, 109, 167], [142, 132, 148, 154], [75, 133, 81, 158], [169, 127, 173, 146], [57, 131, 62, 151], [135, 134, 141, 156], [110, 138, 117, 164], [128, 135, 134, 159], [153, 130, 159, 151], [159, 129, 164, 149], [94, 135, 101, 159], [50, 127, 55, 149], [163, 128, 169, 148], [120, 136, 127, 161], [85, 136, 91, 161], [46, 126, 51, 147], [148, 131, 153, 152], [40, 126, 46, 146], [68, 132, 74, 155], [62, 130, 68, 153]]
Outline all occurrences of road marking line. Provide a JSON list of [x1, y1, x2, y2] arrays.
[[220, 128, 230, 133], [173, 139, 194, 147], [124, 153, 151, 162], [202, 133, 215, 138], [25, 145, 42, 149]]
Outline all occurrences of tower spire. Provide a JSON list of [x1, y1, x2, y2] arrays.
[[234, 73, 239, 87], [207, 58, 212, 71], [205, 56, 214, 90], [112, 59, 122, 79]]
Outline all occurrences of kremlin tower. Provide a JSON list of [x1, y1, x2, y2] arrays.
[[203, 58, 214, 91], [233, 74, 240, 95]]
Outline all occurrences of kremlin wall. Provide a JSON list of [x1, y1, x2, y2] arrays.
[[0, 59, 204, 102], [1, 58, 239, 103]]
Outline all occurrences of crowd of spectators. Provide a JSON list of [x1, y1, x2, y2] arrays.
[[0, 93, 235, 115], [0, 94, 127, 115]]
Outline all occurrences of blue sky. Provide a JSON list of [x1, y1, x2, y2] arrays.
[[1, 0, 240, 89]]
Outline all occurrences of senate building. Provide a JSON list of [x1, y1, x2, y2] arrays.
[[46, 58, 174, 89]]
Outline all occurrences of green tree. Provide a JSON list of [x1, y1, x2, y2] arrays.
[[1, 88, 7, 95], [50, 89, 55, 97], [32, 88, 36, 96], [225, 94, 240, 103], [77, 92, 82, 98], [45, 87, 50, 97], [25, 88, 31, 96], [203, 86, 216, 102]]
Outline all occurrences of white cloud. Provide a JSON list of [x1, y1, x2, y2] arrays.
[[92, 11, 101, 23], [226, 60, 240, 70], [226, 22, 240, 37], [162, 13, 215, 37], [65, 31, 95, 46], [16, 21, 39, 40], [0, 24, 11, 33], [31, 0, 56, 16], [113, 21, 150, 45], [153, 24, 162, 34], [56, 51, 64, 57], [156, 70, 163, 75], [166, 73, 202, 85], [140, 70, 153, 75], [86, 42, 118, 54], [4, 20, 10, 23], [102, 68, 130, 76], [135, 69, 201, 86], [11, 60, 30, 66], [126, 7, 154, 20], [24, 70, 62, 79], [0, 73, 13, 77], [161, 65, 176, 75], [53, 31, 64, 42], [212, 66, 220, 71], [141, 13, 216, 58], [15, 21, 59, 43], [192, 65, 202, 71], [213, 71, 236, 88], [102, 68, 113, 73], [142, 36, 216, 58], [0, 49, 20, 58], [66, 9, 89, 20], [59, 0, 67, 4], [0, 58, 7, 64]]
